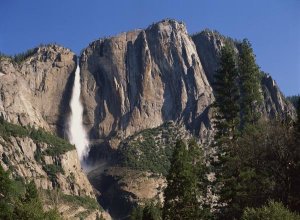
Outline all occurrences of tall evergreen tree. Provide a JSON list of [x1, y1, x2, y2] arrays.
[[289, 97, 300, 211], [239, 39, 263, 128], [163, 140, 208, 220], [296, 97, 300, 133], [213, 43, 240, 143], [216, 119, 300, 220], [212, 43, 240, 219], [213, 40, 263, 220], [0, 165, 61, 220]]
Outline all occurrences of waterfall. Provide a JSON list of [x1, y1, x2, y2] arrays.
[[68, 65, 90, 162]]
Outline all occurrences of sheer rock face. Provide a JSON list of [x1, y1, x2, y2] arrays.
[[192, 30, 228, 85], [0, 135, 111, 220], [261, 75, 296, 119], [0, 45, 76, 134], [0, 136, 94, 197], [192, 30, 296, 119], [81, 20, 214, 147], [0, 46, 112, 219], [81, 21, 295, 149], [88, 167, 166, 219], [0, 19, 295, 220]]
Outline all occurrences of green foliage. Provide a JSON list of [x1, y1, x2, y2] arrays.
[[24, 181, 39, 202], [0, 117, 29, 141], [13, 48, 37, 64], [0, 48, 36, 64], [296, 97, 300, 133], [287, 95, 300, 109], [130, 205, 144, 220], [163, 140, 210, 220], [213, 43, 240, 144], [130, 202, 162, 220], [212, 39, 270, 219], [30, 128, 74, 157], [118, 122, 178, 175], [290, 97, 300, 211], [34, 146, 43, 163], [0, 44, 62, 64], [44, 209, 62, 220], [61, 194, 101, 211], [42, 189, 104, 218], [142, 202, 162, 220], [0, 117, 74, 184], [242, 201, 300, 220], [239, 39, 263, 128], [215, 121, 300, 219], [0, 165, 62, 220], [14, 198, 46, 220], [0, 164, 24, 219], [43, 164, 64, 183], [0, 116, 75, 157], [0, 52, 13, 61]]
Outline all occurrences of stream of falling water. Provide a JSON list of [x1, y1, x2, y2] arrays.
[[68, 65, 90, 162]]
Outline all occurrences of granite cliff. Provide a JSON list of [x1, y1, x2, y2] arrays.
[[80, 20, 295, 155], [80, 20, 214, 150], [0, 19, 296, 220], [192, 29, 295, 119], [0, 46, 110, 219], [79, 19, 295, 218], [0, 45, 75, 135]]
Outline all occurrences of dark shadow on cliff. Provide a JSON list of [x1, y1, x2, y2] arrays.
[[84, 43, 121, 143], [86, 141, 119, 165], [56, 56, 76, 138], [88, 166, 137, 220]]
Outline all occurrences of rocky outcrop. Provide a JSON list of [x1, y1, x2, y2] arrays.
[[88, 166, 166, 219], [81, 23, 296, 219], [192, 30, 229, 85], [0, 45, 112, 219], [0, 132, 111, 219], [261, 74, 296, 119], [87, 122, 191, 219], [0, 45, 76, 134], [0, 135, 93, 196], [115, 121, 191, 175], [192, 29, 296, 120], [80, 19, 214, 148], [0, 19, 295, 220], [81, 20, 295, 152]]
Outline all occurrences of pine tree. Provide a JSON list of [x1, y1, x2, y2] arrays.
[[0, 165, 17, 219], [212, 43, 240, 219], [216, 120, 300, 220], [289, 97, 300, 211], [213, 43, 240, 143], [242, 201, 300, 220], [0, 165, 61, 220], [163, 140, 208, 220], [239, 39, 262, 128], [142, 202, 162, 220], [296, 97, 300, 133]]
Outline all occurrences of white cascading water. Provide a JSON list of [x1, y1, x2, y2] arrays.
[[68, 65, 90, 162]]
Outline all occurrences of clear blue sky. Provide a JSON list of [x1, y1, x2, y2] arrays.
[[0, 0, 299, 96]]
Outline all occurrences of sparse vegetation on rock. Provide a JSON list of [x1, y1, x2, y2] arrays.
[[117, 122, 189, 175], [0, 164, 62, 220]]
